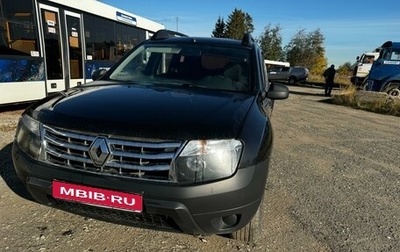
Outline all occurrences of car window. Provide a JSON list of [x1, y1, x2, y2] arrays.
[[268, 67, 281, 72], [109, 44, 252, 92], [390, 49, 400, 60]]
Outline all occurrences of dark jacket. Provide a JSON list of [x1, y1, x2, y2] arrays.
[[323, 66, 336, 83]]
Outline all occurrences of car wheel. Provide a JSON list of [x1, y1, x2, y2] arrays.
[[385, 84, 400, 97], [360, 75, 369, 90], [288, 77, 296, 85], [384, 83, 400, 97], [361, 83, 368, 91], [230, 197, 264, 244]]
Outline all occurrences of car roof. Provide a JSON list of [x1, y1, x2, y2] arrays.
[[146, 30, 255, 49], [145, 36, 248, 48]]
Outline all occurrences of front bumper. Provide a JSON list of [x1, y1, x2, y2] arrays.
[[12, 141, 268, 236]]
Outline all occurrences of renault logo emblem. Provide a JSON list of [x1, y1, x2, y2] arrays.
[[89, 137, 111, 167]]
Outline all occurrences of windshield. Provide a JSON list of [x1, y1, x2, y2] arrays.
[[109, 43, 251, 92], [361, 55, 375, 63], [381, 48, 400, 61]]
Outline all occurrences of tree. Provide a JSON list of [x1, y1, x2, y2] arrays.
[[224, 8, 254, 40], [307, 29, 327, 75], [313, 54, 328, 77], [284, 28, 327, 75], [337, 62, 353, 77], [284, 29, 307, 65], [211, 16, 226, 38], [258, 24, 283, 61]]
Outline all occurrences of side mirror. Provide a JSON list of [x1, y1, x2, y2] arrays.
[[267, 82, 289, 100], [92, 69, 108, 81]]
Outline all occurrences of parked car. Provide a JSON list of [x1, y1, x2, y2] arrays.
[[12, 30, 289, 243], [267, 66, 309, 85], [267, 66, 291, 80]]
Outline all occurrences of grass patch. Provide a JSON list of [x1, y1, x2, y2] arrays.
[[308, 74, 352, 88], [331, 85, 400, 116], [307, 74, 400, 116]]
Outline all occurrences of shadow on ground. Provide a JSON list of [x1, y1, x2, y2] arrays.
[[0, 143, 34, 202], [289, 90, 326, 97], [277, 80, 341, 98], [0, 103, 31, 113]]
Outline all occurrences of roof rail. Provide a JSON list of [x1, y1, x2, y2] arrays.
[[241, 33, 254, 47], [151, 29, 188, 40]]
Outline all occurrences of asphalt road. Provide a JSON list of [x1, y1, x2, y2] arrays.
[[1, 85, 399, 251]]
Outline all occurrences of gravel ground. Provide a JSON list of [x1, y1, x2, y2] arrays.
[[0, 85, 399, 252]]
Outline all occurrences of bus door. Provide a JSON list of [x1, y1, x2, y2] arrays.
[[64, 11, 84, 88], [38, 4, 66, 93]]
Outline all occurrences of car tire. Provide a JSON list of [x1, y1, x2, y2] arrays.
[[288, 77, 297, 85], [383, 83, 400, 97], [230, 197, 264, 244], [361, 82, 368, 91]]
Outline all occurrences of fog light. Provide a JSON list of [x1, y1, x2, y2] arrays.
[[211, 214, 240, 230], [222, 215, 238, 226]]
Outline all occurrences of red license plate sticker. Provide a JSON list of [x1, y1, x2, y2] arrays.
[[52, 181, 143, 213]]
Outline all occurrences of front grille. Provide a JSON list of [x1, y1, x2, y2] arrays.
[[42, 125, 182, 181], [48, 197, 179, 231]]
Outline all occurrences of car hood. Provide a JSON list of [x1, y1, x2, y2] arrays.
[[28, 82, 255, 139]]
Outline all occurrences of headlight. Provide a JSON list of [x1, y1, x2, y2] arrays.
[[15, 114, 42, 159], [170, 139, 243, 183]]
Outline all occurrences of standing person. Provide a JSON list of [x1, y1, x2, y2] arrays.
[[323, 64, 336, 96]]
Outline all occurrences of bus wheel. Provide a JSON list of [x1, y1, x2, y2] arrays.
[[384, 83, 400, 97]]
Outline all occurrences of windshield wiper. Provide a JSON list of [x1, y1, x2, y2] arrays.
[[176, 83, 206, 89], [151, 81, 206, 89]]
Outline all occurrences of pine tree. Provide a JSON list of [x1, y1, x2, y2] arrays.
[[224, 8, 254, 40], [211, 16, 226, 38]]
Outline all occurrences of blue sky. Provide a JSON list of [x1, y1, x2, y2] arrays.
[[101, 0, 400, 67]]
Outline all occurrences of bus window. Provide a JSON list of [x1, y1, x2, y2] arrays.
[[84, 14, 114, 61], [40, 8, 63, 80], [115, 23, 143, 57], [66, 14, 83, 79], [84, 13, 146, 62], [0, 0, 39, 56]]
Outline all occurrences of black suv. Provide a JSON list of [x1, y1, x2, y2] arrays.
[[12, 30, 288, 243]]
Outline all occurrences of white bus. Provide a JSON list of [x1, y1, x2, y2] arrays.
[[264, 59, 290, 68], [0, 0, 164, 105]]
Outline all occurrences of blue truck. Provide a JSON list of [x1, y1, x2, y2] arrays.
[[365, 41, 400, 97]]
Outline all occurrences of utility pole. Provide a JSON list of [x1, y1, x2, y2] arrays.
[[176, 17, 179, 32]]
